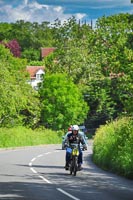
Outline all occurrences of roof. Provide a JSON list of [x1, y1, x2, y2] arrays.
[[26, 66, 45, 79], [41, 47, 56, 59]]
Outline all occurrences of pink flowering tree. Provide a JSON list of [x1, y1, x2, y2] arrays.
[[0, 39, 21, 57]]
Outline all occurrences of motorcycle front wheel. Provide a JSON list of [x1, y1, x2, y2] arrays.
[[73, 157, 78, 176], [70, 156, 78, 176], [70, 159, 73, 175]]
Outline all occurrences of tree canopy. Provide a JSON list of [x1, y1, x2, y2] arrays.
[[0, 13, 132, 130], [39, 73, 89, 130], [0, 44, 40, 127]]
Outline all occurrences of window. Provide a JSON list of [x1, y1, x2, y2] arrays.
[[36, 73, 43, 80]]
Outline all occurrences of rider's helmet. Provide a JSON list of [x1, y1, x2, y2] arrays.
[[72, 125, 79, 131]]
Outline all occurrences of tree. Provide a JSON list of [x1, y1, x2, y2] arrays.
[[3, 39, 21, 57], [0, 22, 12, 41], [0, 14, 132, 130], [39, 73, 89, 130], [0, 44, 40, 127], [10, 20, 54, 60], [44, 17, 94, 86], [83, 13, 133, 128]]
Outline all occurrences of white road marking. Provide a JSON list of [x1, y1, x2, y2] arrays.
[[37, 154, 43, 157], [0, 194, 22, 198], [45, 152, 51, 155], [39, 175, 52, 184], [31, 158, 36, 162], [30, 167, 37, 174], [57, 188, 80, 200], [29, 152, 53, 184], [29, 149, 80, 200]]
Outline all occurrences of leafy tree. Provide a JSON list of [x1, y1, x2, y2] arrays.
[[10, 20, 54, 60], [0, 44, 40, 127], [0, 14, 132, 130], [0, 22, 12, 40], [83, 13, 133, 128], [44, 15, 133, 129], [45, 17, 93, 84], [0, 39, 21, 57], [39, 73, 89, 130], [21, 48, 40, 61]]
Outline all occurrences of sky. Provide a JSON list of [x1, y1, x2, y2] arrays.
[[0, 0, 133, 26]]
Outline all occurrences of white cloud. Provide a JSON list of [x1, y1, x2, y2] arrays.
[[53, 6, 62, 12], [75, 13, 87, 20], [0, 0, 132, 24], [29, 1, 49, 10], [0, 0, 86, 24]]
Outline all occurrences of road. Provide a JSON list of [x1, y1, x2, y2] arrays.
[[0, 140, 133, 200]]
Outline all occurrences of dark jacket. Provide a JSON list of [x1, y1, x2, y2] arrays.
[[66, 131, 86, 147]]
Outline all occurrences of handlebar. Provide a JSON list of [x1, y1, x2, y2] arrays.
[[69, 143, 79, 149]]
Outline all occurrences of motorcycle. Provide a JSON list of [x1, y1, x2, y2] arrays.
[[67, 143, 79, 176]]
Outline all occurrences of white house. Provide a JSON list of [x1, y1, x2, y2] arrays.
[[26, 66, 45, 90], [26, 47, 56, 90]]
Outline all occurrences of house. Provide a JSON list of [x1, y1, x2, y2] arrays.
[[26, 66, 45, 90], [40, 47, 56, 60], [26, 47, 56, 89]]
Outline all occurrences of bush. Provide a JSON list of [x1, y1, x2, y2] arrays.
[[0, 126, 62, 148], [93, 117, 133, 179]]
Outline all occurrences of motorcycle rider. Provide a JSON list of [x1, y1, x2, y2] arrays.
[[68, 125, 72, 132], [64, 124, 87, 170]]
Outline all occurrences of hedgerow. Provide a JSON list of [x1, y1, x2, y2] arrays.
[[93, 117, 133, 179]]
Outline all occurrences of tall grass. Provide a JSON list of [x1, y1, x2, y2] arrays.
[[93, 117, 133, 179], [0, 126, 62, 148]]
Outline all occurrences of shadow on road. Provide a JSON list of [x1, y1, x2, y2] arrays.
[[1, 145, 133, 200], [0, 181, 61, 200]]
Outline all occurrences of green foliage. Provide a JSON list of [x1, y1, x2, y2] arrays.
[[48, 17, 93, 84], [0, 23, 12, 40], [93, 117, 133, 179], [0, 126, 62, 148], [28, 60, 45, 66], [0, 14, 132, 130], [21, 48, 40, 61], [39, 73, 89, 130], [84, 78, 116, 128], [0, 44, 40, 128], [83, 13, 133, 128], [48, 14, 133, 129]]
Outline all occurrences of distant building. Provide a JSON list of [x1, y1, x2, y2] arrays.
[[27, 47, 56, 89], [40, 47, 56, 60], [26, 66, 45, 90]]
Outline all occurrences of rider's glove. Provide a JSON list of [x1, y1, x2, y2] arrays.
[[64, 142, 68, 148]]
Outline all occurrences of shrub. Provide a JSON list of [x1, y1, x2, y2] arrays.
[[93, 117, 133, 179], [0, 126, 62, 148]]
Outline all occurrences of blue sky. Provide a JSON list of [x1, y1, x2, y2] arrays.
[[0, 0, 133, 26]]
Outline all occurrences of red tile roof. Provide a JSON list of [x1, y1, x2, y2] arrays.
[[26, 66, 45, 79], [41, 47, 56, 59]]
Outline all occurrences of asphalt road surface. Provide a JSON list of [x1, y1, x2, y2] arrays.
[[0, 140, 133, 200]]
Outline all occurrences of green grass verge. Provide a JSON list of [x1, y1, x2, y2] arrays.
[[93, 117, 133, 179], [0, 126, 62, 148]]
